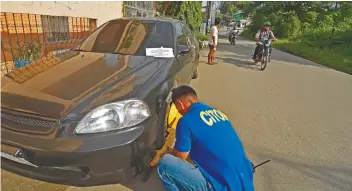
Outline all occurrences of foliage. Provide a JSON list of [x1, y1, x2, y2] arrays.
[[241, 2, 352, 38], [219, 2, 238, 17], [303, 11, 318, 23], [17, 42, 42, 62], [217, 12, 224, 20], [157, 1, 203, 31], [280, 12, 301, 38], [178, 1, 203, 29], [220, 2, 254, 17], [240, 28, 256, 40], [195, 32, 209, 41]]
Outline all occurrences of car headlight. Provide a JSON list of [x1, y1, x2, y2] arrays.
[[74, 99, 150, 134]]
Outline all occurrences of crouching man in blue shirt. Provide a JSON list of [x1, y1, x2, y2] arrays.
[[157, 85, 254, 191]]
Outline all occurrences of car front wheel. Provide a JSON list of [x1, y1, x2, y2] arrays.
[[192, 57, 200, 79], [192, 66, 199, 79]]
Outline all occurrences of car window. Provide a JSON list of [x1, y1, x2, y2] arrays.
[[75, 20, 174, 56], [182, 23, 191, 35], [175, 22, 183, 38], [181, 23, 194, 45], [175, 22, 188, 46]]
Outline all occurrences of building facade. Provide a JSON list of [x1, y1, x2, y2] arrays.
[[1, 1, 155, 75]]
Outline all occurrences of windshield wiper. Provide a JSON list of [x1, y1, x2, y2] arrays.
[[73, 49, 91, 52], [112, 52, 130, 55]]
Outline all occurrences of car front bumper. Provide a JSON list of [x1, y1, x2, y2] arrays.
[[1, 116, 158, 186]]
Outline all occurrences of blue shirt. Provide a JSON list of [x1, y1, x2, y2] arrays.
[[174, 102, 254, 191]]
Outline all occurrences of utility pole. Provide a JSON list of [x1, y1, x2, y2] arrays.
[[205, 1, 211, 34]]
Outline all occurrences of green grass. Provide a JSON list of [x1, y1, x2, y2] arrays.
[[273, 39, 352, 74], [241, 29, 352, 74]]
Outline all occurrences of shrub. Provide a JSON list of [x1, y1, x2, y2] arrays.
[[240, 28, 256, 40], [304, 11, 318, 24], [195, 32, 209, 41]]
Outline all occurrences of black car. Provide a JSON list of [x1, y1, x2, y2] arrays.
[[1, 17, 200, 186]]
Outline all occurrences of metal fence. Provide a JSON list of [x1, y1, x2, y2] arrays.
[[124, 1, 155, 18], [1, 12, 97, 75]]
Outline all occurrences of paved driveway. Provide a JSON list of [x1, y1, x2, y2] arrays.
[[2, 32, 352, 191]]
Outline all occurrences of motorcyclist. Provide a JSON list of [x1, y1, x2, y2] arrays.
[[252, 21, 277, 62], [229, 26, 238, 42]]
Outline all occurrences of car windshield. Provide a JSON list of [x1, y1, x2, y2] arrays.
[[75, 19, 174, 56]]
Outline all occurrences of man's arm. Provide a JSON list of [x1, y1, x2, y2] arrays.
[[212, 26, 218, 48], [270, 31, 277, 41], [172, 119, 191, 161], [212, 35, 216, 46], [255, 30, 260, 41]]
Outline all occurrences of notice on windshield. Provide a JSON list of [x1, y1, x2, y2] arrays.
[[146, 47, 174, 58]]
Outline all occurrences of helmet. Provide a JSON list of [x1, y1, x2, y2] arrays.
[[264, 21, 271, 26]]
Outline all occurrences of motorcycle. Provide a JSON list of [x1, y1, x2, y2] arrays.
[[255, 38, 271, 70], [229, 31, 238, 45]]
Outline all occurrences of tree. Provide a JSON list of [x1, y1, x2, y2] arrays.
[[239, 1, 352, 37], [219, 2, 238, 17], [156, 1, 203, 31], [178, 1, 203, 29]]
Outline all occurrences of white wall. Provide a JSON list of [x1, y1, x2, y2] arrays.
[[1, 1, 123, 26]]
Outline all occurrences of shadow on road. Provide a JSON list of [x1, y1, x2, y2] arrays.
[[216, 43, 250, 58], [217, 57, 261, 71], [247, 145, 352, 190]]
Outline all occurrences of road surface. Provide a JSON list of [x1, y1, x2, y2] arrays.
[[2, 31, 352, 191]]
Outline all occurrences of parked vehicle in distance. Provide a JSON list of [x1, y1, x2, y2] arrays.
[[1, 17, 200, 186]]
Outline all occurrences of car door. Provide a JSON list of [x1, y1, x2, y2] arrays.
[[179, 23, 196, 84], [183, 24, 199, 71], [175, 22, 192, 85]]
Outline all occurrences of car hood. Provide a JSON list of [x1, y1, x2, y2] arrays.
[[1, 51, 170, 118]]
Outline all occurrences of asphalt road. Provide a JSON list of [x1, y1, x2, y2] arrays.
[[2, 31, 352, 191]]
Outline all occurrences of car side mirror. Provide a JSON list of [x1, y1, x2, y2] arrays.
[[177, 45, 192, 56]]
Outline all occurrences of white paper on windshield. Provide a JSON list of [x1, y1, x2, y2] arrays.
[[146, 47, 174, 58]]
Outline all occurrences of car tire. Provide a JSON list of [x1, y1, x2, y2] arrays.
[[192, 58, 200, 79], [192, 67, 199, 79], [155, 102, 171, 149]]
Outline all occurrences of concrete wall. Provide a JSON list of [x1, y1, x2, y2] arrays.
[[1, 1, 123, 26]]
